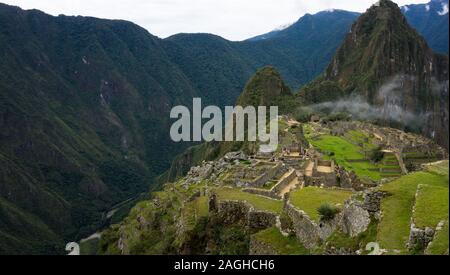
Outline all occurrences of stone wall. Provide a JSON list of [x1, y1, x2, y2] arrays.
[[284, 200, 340, 249], [407, 185, 436, 251], [243, 169, 296, 199], [214, 198, 277, 231], [362, 190, 386, 214], [271, 170, 297, 195], [248, 211, 278, 231], [338, 167, 364, 190], [408, 223, 435, 251], [249, 163, 286, 188], [341, 200, 371, 237], [305, 174, 337, 188], [249, 236, 279, 255]]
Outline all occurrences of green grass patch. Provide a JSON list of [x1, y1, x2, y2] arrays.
[[215, 188, 283, 214], [253, 227, 309, 255], [289, 187, 353, 222], [414, 184, 449, 228], [377, 170, 448, 252], [426, 220, 449, 255]]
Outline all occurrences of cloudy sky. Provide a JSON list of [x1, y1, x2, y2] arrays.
[[1, 0, 430, 40]]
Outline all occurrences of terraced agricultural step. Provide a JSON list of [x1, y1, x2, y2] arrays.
[[380, 174, 402, 178], [381, 168, 402, 172]]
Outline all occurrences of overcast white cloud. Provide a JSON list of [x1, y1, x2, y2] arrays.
[[1, 0, 430, 40]]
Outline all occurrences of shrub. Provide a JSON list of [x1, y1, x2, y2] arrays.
[[369, 147, 384, 163], [317, 203, 339, 221]]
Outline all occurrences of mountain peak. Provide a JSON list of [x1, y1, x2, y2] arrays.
[[236, 66, 293, 108], [324, 0, 431, 86], [301, 0, 449, 149]]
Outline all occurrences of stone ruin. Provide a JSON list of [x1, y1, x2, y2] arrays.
[[209, 194, 277, 231], [282, 190, 384, 251], [304, 159, 337, 188]]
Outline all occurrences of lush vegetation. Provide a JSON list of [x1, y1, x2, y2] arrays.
[[317, 203, 340, 221]]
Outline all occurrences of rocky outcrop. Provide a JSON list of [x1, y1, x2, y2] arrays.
[[183, 163, 214, 186], [341, 201, 371, 237], [408, 224, 435, 251]]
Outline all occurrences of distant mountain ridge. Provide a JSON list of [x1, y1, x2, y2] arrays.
[[402, 0, 449, 54], [249, 0, 449, 55]]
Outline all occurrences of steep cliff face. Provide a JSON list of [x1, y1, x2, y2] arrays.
[[299, 0, 449, 149]]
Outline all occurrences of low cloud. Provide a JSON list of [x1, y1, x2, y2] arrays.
[[300, 75, 442, 131]]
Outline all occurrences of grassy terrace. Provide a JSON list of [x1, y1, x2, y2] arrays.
[[426, 220, 449, 255], [289, 187, 353, 222], [377, 161, 449, 253], [215, 187, 283, 214], [303, 124, 406, 181], [414, 184, 449, 228], [253, 227, 309, 255], [303, 125, 382, 181]]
